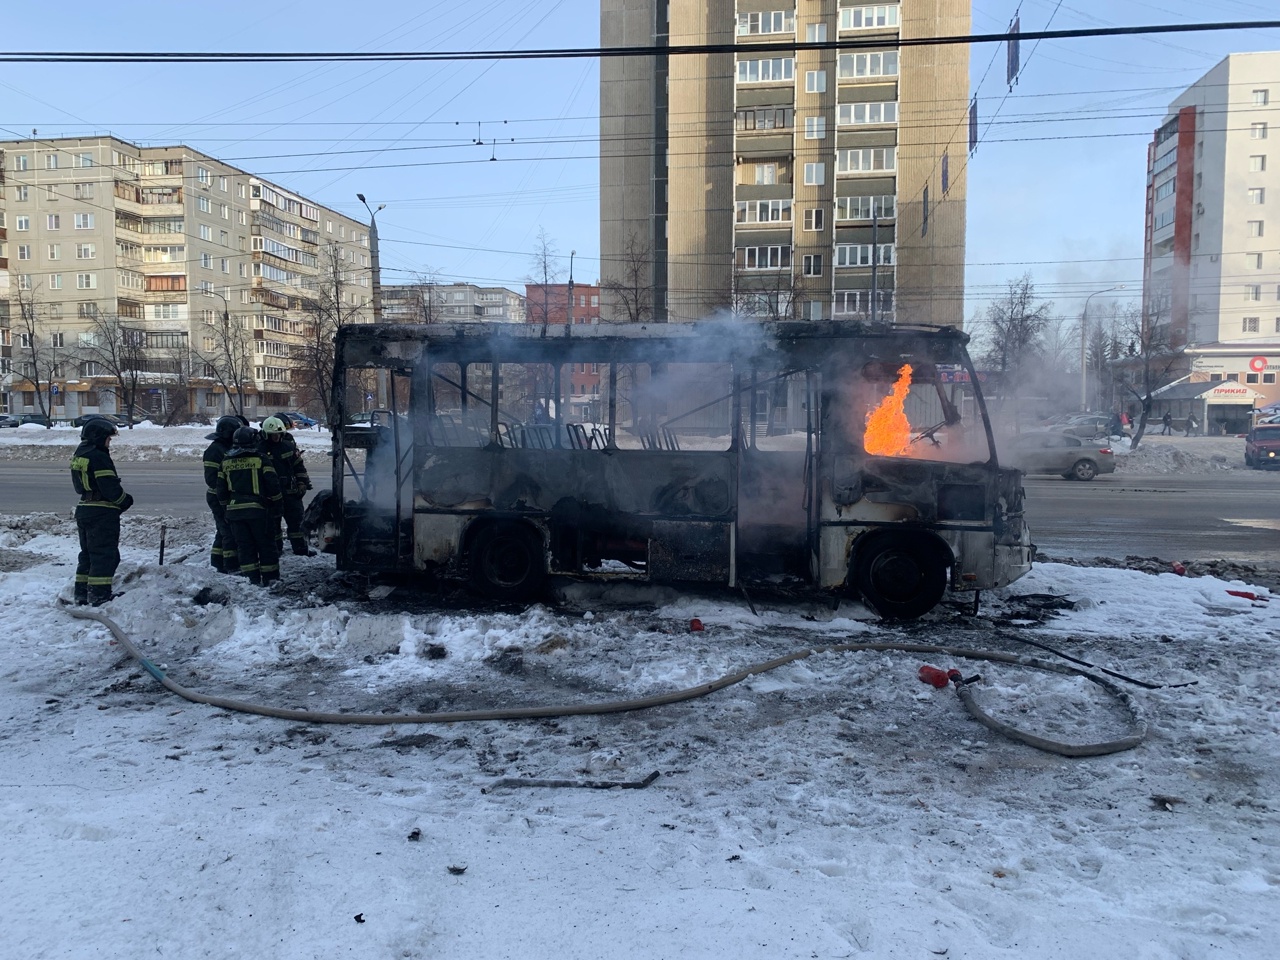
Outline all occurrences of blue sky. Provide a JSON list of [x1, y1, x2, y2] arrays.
[[1, 0, 1277, 324]]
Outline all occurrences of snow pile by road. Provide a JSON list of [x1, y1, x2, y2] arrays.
[[1, 513, 1277, 959], [0, 423, 331, 462], [1113, 435, 1242, 474]]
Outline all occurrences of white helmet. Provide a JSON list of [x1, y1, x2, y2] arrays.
[[261, 416, 287, 435]]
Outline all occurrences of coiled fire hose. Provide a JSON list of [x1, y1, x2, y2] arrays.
[[65, 606, 1146, 757]]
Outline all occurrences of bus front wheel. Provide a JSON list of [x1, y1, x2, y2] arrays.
[[853, 538, 948, 620], [469, 523, 546, 602]]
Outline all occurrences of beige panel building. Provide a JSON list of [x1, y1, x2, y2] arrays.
[[600, 0, 970, 326], [0, 135, 370, 420]]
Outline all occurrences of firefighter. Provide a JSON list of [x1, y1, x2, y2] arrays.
[[216, 426, 283, 586], [70, 417, 133, 605], [202, 415, 244, 573], [261, 414, 314, 556]]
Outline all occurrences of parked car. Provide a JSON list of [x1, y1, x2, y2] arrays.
[[13, 414, 53, 427], [71, 414, 130, 428], [1052, 414, 1118, 439], [287, 411, 319, 428], [0, 414, 20, 428], [1007, 431, 1117, 481], [1244, 423, 1280, 468]]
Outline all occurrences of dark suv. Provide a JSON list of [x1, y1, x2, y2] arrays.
[[1245, 423, 1280, 468]]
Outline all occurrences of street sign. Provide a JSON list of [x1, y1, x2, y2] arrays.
[[50, 385, 59, 395]]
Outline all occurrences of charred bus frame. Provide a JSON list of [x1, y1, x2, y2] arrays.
[[326, 320, 1032, 618]]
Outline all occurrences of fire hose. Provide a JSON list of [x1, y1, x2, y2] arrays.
[[65, 606, 1146, 757]]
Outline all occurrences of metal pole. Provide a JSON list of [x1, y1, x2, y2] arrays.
[[870, 209, 879, 323], [357, 194, 387, 407], [1080, 285, 1125, 412]]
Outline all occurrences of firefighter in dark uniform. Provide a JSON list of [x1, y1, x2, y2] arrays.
[[216, 426, 283, 586], [70, 417, 133, 605], [202, 415, 244, 573], [261, 415, 314, 556]]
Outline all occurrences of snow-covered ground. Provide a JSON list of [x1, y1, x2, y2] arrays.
[[1, 513, 1277, 959]]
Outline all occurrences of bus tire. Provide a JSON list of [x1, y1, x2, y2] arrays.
[[469, 522, 546, 602], [853, 537, 948, 620]]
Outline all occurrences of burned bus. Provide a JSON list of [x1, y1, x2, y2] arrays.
[[323, 320, 1032, 619]]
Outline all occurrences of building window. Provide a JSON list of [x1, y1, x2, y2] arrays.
[[840, 5, 901, 30], [735, 199, 792, 223], [1251, 123, 1268, 140], [199, 225, 213, 241], [221, 258, 230, 273], [200, 252, 213, 268], [1248, 220, 1265, 237], [14, 184, 29, 202], [17, 244, 31, 260], [153, 304, 181, 320], [803, 208, 825, 231], [198, 196, 211, 213], [804, 116, 827, 139], [14, 154, 29, 171], [1248, 188, 1266, 204], [1247, 373, 1261, 383], [76, 243, 96, 259], [735, 245, 792, 270], [197, 167, 211, 185], [735, 106, 794, 131], [837, 102, 898, 125], [806, 23, 827, 43], [1249, 253, 1264, 270], [835, 243, 895, 267], [736, 11, 795, 35], [48, 243, 60, 260], [803, 162, 825, 185], [218, 175, 229, 192], [74, 152, 93, 168], [48, 274, 62, 290], [1246, 286, 1262, 302], [220, 230, 229, 246], [836, 147, 896, 173], [16, 216, 30, 231], [1243, 317, 1260, 333], [754, 163, 779, 185], [45, 184, 58, 202], [805, 70, 827, 93], [74, 182, 95, 200], [44, 153, 58, 170], [1154, 179, 1175, 201], [76, 273, 97, 290], [1250, 155, 1267, 173], [73, 213, 95, 229], [837, 51, 899, 79], [1253, 89, 1270, 106], [802, 254, 824, 277], [46, 214, 61, 230], [737, 58, 795, 84]]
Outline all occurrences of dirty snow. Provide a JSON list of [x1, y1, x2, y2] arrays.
[[0, 423, 331, 462], [1, 512, 1277, 959]]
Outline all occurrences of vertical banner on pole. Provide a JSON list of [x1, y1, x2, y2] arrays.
[[1007, 16, 1021, 89], [968, 97, 979, 155], [941, 151, 950, 195], [922, 184, 929, 237]]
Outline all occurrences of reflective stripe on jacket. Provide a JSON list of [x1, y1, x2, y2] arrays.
[[216, 449, 282, 515], [70, 442, 128, 509]]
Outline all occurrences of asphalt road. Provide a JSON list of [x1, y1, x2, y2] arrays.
[[3, 460, 1279, 564]]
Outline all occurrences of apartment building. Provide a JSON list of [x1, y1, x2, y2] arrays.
[[1142, 52, 1280, 406], [601, 0, 970, 326], [0, 170, 10, 412], [383, 282, 525, 324], [0, 136, 371, 420]]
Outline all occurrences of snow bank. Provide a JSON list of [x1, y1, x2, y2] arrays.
[[0, 423, 332, 462], [1, 513, 1277, 960]]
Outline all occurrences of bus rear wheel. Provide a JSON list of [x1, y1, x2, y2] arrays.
[[469, 523, 546, 602], [853, 539, 947, 620]]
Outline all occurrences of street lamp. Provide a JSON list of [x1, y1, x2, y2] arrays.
[[567, 250, 576, 327], [356, 194, 385, 323], [204, 289, 243, 417], [1080, 285, 1126, 412]]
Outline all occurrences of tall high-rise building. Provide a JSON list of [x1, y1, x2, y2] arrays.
[[1142, 52, 1280, 402], [601, 1, 970, 326], [0, 136, 371, 419]]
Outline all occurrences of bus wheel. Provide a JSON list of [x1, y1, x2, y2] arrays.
[[853, 539, 947, 620], [469, 523, 546, 602]]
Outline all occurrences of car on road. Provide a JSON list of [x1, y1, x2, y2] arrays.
[[1006, 431, 1117, 481], [1244, 423, 1280, 468]]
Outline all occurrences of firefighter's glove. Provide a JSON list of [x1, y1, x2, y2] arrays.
[[120, 494, 135, 513]]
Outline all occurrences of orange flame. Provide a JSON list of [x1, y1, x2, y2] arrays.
[[864, 363, 913, 457]]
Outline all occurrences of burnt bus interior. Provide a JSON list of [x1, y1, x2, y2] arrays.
[[329, 321, 1012, 614]]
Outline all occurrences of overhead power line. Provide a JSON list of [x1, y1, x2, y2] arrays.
[[3, 20, 1280, 64]]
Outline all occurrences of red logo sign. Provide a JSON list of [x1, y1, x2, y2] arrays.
[[1250, 356, 1268, 373]]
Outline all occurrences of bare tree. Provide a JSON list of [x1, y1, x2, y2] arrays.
[[732, 267, 800, 321], [297, 243, 364, 422], [601, 231, 654, 323], [411, 268, 446, 324], [1113, 293, 1184, 452], [193, 298, 253, 418], [11, 285, 63, 426], [526, 228, 564, 335], [979, 273, 1054, 403], [80, 312, 150, 427]]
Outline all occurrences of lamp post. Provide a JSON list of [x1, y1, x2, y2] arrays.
[[357, 194, 387, 407], [1080, 285, 1125, 412], [204, 289, 244, 417], [567, 250, 576, 327]]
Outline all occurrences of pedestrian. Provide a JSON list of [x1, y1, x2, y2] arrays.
[[1185, 414, 1198, 437], [216, 426, 283, 586], [70, 417, 133, 605], [261, 414, 314, 557], [202, 415, 244, 573], [1160, 411, 1173, 436], [1108, 411, 1123, 438]]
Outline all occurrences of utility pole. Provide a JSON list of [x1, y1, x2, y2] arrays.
[[1080, 285, 1125, 412], [567, 250, 576, 327], [357, 194, 387, 407]]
